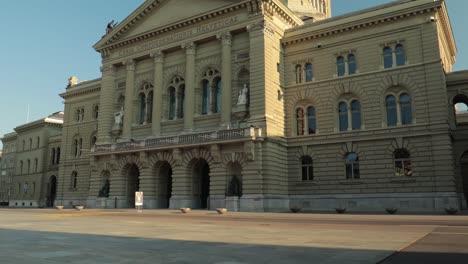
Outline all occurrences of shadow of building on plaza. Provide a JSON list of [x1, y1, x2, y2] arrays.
[[0, 228, 467, 264]]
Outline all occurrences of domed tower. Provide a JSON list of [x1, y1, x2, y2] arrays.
[[283, 0, 331, 21]]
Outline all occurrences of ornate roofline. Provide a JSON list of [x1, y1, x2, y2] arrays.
[[282, 0, 443, 46], [60, 79, 101, 99], [94, 0, 302, 54]]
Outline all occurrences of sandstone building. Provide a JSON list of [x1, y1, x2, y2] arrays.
[[3, 0, 468, 212]]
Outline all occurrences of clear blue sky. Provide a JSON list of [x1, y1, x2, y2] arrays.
[[0, 0, 467, 148]]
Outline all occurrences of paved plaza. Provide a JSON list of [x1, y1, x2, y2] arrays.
[[0, 209, 467, 264]]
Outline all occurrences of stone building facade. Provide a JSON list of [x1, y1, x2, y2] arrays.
[[50, 0, 468, 212], [0, 113, 63, 207]]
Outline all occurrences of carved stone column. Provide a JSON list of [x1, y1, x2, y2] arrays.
[[151, 51, 164, 135], [183, 43, 196, 131], [97, 64, 116, 144], [123, 60, 136, 138], [218, 32, 233, 127]]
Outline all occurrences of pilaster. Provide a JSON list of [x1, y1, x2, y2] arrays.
[[183, 43, 196, 131], [151, 51, 164, 135], [218, 32, 233, 126], [97, 65, 116, 144], [123, 60, 136, 138]]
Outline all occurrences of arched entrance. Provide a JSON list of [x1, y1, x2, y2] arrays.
[[453, 94, 468, 124], [158, 162, 173, 209], [124, 164, 140, 208], [47, 176, 57, 207], [192, 159, 210, 209], [461, 152, 468, 206]]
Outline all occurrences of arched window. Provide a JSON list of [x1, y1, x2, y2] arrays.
[[20, 161, 24, 175], [202, 80, 210, 115], [351, 100, 361, 130], [36, 137, 40, 148], [94, 105, 99, 120], [395, 44, 405, 66], [307, 106, 316, 135], [91, 136, 97, 147], [147, 91, 153, 123], [27, 159, 31, 174], [301, 156, 314, 181], [80, 108, 85, 121], [337, 56, 346, 77], [29, 138, 32, 149], [139, 93, 146, 124], [34, 158, 38, 173], [383, 46, 393, 69], [345, 152, 360, 179], [214, 78, 222, 114], [296, 108, 305, 136], [348, 54, 356, 75], [178, 85, 185, 119], [56, 148, 61, 164], [79, 138, 83, 157], [73, 139, 79, 157], [51, 148, 56, 165], [305, 63, 313, 82], [339, 102, 348, 131], [76, 109, 81, 122], [168, 87, 176, 120], [400, 93, 412, 125], [71, 172, 78, 190], [22, 140, 25, 151], [386, 95, 398, 127], [394, 149, 412, 177], [295, 64, 302, 84]]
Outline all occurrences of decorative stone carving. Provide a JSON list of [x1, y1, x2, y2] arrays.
[[114, 106, 124, 126], [67, 76, 78, 88], [98, 179, 110, 198], [237, 84, 249, 106], [106, 20, 118, 34]]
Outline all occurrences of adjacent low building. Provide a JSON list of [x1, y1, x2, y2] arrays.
[[0, 112, 63, 208]]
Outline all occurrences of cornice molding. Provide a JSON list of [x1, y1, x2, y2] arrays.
[[282, 2, 441, 46], [60, 84, 101, 100]]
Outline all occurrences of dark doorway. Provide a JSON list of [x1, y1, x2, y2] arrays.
[[48, 176, 57, 207], [125, 164, 140, 208], [193, 159, 210, 209], [159, 162, 173, 209], [461, 153, 468, 207]]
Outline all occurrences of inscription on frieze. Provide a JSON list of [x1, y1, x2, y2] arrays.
[[115, 16, 240, 59]]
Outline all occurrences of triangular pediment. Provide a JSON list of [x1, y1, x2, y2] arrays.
[[94, 0, 241, 51]]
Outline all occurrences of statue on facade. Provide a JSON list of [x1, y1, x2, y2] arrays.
[[237, 84, 249, 105], [98, 179, 110, 198], [227, 175, 241, 197], [106, 20, 118, 34], [67, 76, 78, 88], [114, 106, 124, 126]]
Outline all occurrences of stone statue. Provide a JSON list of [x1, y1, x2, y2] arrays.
[[227, 175, 241, 197], [106, 20, 118, 34], [114, 106, 124, 125], [237, 84, 249, 105], [67, 76, 78, 88], [98, 179, 110, 198]]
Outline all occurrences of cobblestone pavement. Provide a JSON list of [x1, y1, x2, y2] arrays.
[[0, 209, 467, 264]]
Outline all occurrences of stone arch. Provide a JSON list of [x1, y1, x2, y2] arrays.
[[221, 152, 247, 168], [295, 145, 319, 161], [163, 64, 185, 87], [117, 155, 146, 171], [331, 81, 363, 106], [286, 88, 324, 135], [378, 73, 420, 98], [338, 142, 361, 159], [182, 148, 216, 169], [135, 73, 154, 93], [148, 151, 177, 169], [387, 137, 418, 156]]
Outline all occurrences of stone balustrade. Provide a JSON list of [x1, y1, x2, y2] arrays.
[[91, 127, 262, 155]]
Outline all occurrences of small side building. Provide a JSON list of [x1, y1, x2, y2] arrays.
[[7, 112, 63, 208], [0, 132, 17, 206]]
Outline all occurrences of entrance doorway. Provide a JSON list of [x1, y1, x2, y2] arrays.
[[48, 176, 57, 207], [125, 164, 140, 208], [461, 152, 468, 207], [159, 162, 173, 209], [192, 159, 210, 209]]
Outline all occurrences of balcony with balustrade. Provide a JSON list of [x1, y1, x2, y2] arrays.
[[91, 127, 263, 156]]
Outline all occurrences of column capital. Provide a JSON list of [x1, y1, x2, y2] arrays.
[[182, 42, 196, 55], [100, 64, 116, 75], [150, 50, 164, 64], [123, 60, 136, 71], [217, 32, 232, 45], [247, 20, 274, 36]]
